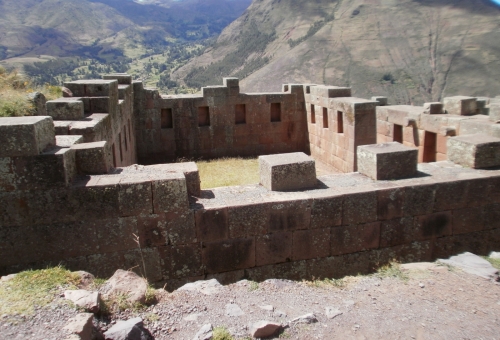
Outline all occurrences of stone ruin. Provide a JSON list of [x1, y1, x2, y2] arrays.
[[1, 73, 500, 289]]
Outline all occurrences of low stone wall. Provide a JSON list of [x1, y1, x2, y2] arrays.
[[2, 158, 499, 289]]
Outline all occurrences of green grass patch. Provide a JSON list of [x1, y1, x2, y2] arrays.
[[0, 266, 80, 315], [374, 262, 409, 281], [213, 326, 235, 340], [196, 157, 259, 189], [248, 281, 259, 291], [483, 256, 500, 270]]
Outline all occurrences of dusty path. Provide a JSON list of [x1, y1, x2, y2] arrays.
[[1, 261, 499, 340]]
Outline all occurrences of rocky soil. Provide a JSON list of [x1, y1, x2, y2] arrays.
[[1, 254, 500, 340]]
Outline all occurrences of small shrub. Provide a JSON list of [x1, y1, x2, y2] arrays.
[[381, 72, 395, 84], [213, 326, 235, 340], [375, 262, 408, 281], [248, 281, 259, 291]]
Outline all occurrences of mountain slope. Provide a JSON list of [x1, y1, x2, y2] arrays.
[[174, 0, 500, 104]]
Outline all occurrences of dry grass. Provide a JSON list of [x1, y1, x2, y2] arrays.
[[0, 66, 62, 117], [0, 266, 81, 315], [196, 157, 259, 189]]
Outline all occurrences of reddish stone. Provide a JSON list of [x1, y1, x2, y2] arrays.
[[434, 181, 468, 212], [380, 217, 416, 247], [195, 207, 229, 242], [228, 203, 270, 238], [202, 237, 255, 273], [377, 187, 404, 220], [137, 215, 168, 247], [452, 207, 484, 235], [343, 191, 377, 225], [256, 232, 292, 266], [331, 222, 380, 256], [268, 199, 311, 232], [159, 244, 202, 280], [292, 228, 330, 261], [415, 211, 452, 240], [310, 196, 342, 228], [402, 184, 436, 217]]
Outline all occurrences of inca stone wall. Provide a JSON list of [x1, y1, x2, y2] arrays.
[[1, 74, 500, 289]]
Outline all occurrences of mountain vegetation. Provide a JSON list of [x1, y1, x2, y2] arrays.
[[174, 0, 500, 105]]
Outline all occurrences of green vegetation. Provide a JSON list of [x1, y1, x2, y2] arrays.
[[196, 157, 259, 189], [308, 277, 347, 288], [0, 67, 61, 117], [374, 262, 409, 281], [483, 256, 500, 270], [249, 281, 259, 291], [213, 327, 235, 340], [288, 14, 334, 48], [185, 20, 276, 89], [0, 266, 80, 315]]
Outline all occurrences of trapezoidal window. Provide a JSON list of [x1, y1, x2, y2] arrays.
[[423, 131, 437, 163], [393, 124, 403, 143], [271, 103, 281, 122], [310, 104, 316, 124], [337, 111, 344, 133], [161, 108, 173, 129], [235, 104, 246, 124], [323, 107, 329, 128], [198, 106, 210, 127]]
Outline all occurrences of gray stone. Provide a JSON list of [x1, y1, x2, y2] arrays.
[[103, 317, 152, 340], [71, 141, 112, 175], [357, 142, 418, 180], [250, 321, 282, 338], [444, 96, 477, 115], [63, 313, 94, 340], [259, 152, 317, 191], [101, 270, 147, 304], [46, 99, 84, 120], [62, 87, 74, 97], [74, 271, 95, 288], [439, 252, 499, 281], [177, 279, 222, 296], [423, 102, 444, 115], [0, 274, 17, 282], [192, 324, 213, 340], [325, 307, 342, 319], [56, 135, 84, 148], [289, 313, 318, 324], [64, 290, 100, 313], [447, 134, 500, 168], [0, 116, 55, 157], [28, 92, 47, 115], [225, 303, 245, 317], [490, 252, 500, 259], [371, 96, 388, 106], [259, 305, 274, 312]]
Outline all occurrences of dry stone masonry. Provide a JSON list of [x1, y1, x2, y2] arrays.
[[1, 73, 500, 289]]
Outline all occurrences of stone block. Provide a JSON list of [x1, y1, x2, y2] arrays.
[[331, 222, 380, 256], [268, 199, 311, 232], [377, 187, 405, 220], [415, 211, 452, 240], [202, 237, 255, 273], [195, 207, 229, 242], [0, 116, 55, 157], [357, 142, 418, 180], [259, 152, 317, 191], [380, 217, 417, 247], [64, 79, 118, 98], [292, 228, 330, 260], [56, 135, 83, 148], [310, 196, 342, 228], [371, 96, 388, 106], [343, 191, 377, 225], [443, 96, 477, 116], [119, 176, 153, 217], [489, 103, 500, 122], [152, 173, 189, 214], [452, 206, 484, 235], [228, 202, 270, 237], [423, 102, 444, 114], [166, 212, 196, 245], [256, 231, 292, 266], [103, 73, 133, 85], [71, 141, 112, 175], [402, 184, 436, 216], [46, 99, 84, 120], [159, 244, 202, 280], [447, 134, 500, 168]]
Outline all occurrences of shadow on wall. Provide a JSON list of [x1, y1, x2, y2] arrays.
[[411, 0, 500, 13]]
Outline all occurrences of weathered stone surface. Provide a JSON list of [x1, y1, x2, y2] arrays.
[[289, 313, 318, 324], [71, 141, 112, 175], [46, 99, 84, 120], [259, 152, 317, 191], [28, 92, 47, 115], [63, 313, 95, 340], [0, 116, 55, 157], [447, 134, 500, 168], [357, 142, 418, 180], [423, 102, 444, 115], [177, 279, 222, 295], [74, 271, 95, 288], [225, 303, 245, 317], [439, 252, 499, 281], [56, 135, 84, 148], [64, 290, 100, 313], [371, 96, 388, 106], [103, 317, 152, 340], [325, 307, 342, 319], [249, 321, 282, 338], [202, 237, 256, 273], [101, 269, 147, 304], [192, 324, 213, 340], [444, 96, 477, 115]]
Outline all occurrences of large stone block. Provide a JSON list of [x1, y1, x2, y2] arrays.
[[447, 134, 500, 168], [357, 142, 418, 180], [71, 141, 112, 175], [46, 99, 84, 120], [256, 231, 292, 266], [0, 116, 55, 157], [202, 237, 255, 273], [259, 152, 317, 191], [443, 96, 477, 116]]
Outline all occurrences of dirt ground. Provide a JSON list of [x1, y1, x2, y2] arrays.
[[1, 262, 499, 340]]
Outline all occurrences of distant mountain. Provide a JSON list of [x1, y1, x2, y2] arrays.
[[174, 0, 500, 105], [0, 0, 251, 60]]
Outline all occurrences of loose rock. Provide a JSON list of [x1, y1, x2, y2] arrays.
[[101, 270, 148, 304], [490, 252, 500, 259], [250, 321, 282, 338], [103, 317, 152, 340], [63, 313, 98, 340], [290, 313, 318, 324], [177, 279, 222, 296], [64, 290, 100, 313], [74, 271, 96, 289], [192, 323, 213, 340], [325, 307, 342, 319], [439, 252, 499, 281], [225, 303, 245, 317]]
